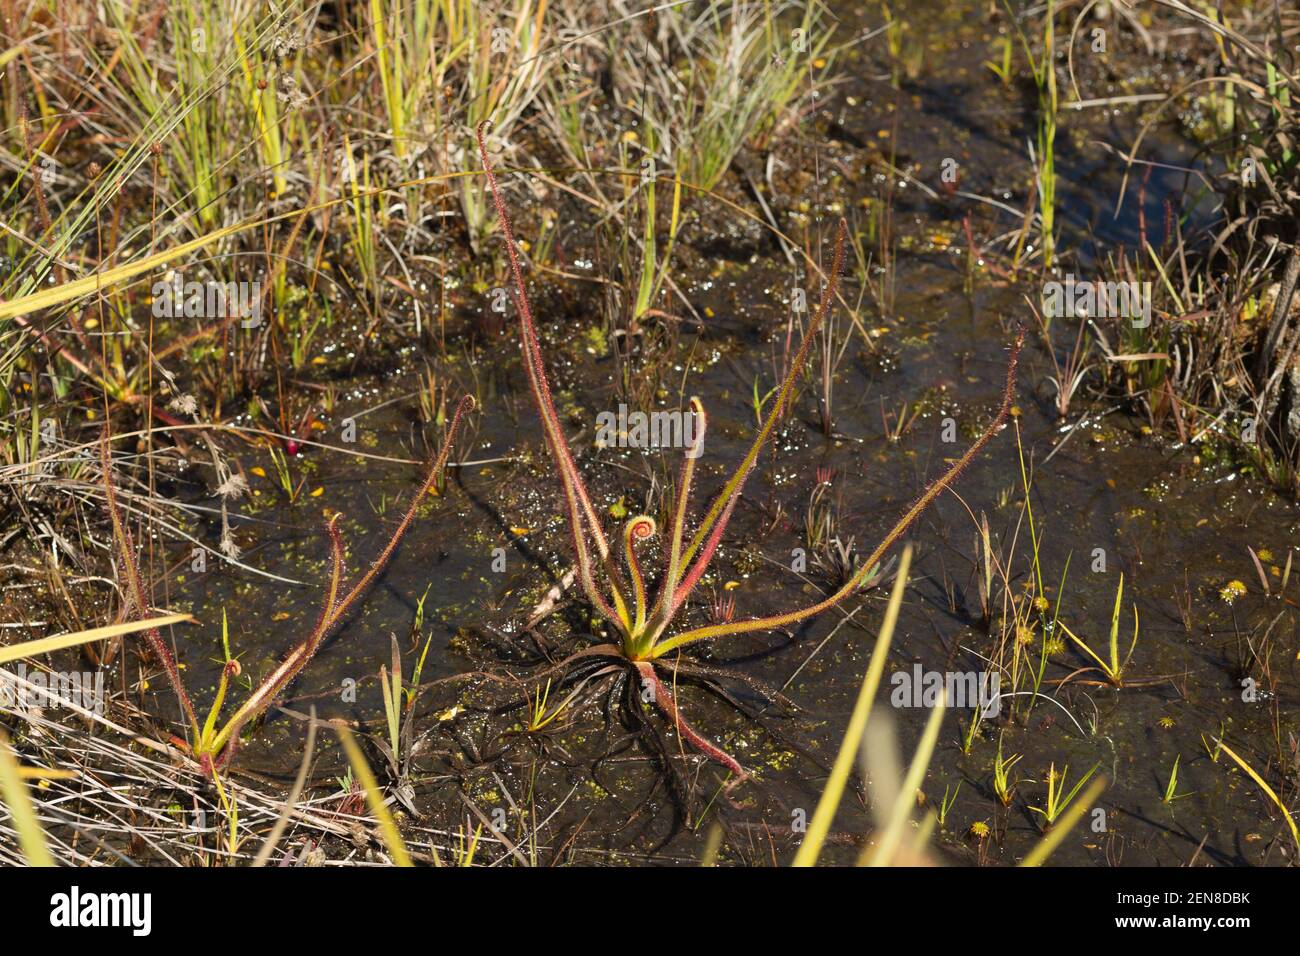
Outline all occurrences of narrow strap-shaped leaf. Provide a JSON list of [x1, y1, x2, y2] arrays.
[[652, 397, 705, 632], [102, 433, 201, 738], [0, 731, 54, 867], [477, 121, 630, 630], [654, 331, 1022, 658], [211, 396, 472, 757], [678, 220, 850, 573], [0, 614, 192, 665]]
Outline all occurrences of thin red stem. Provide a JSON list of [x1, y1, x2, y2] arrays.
[[634, 660, 747, 781]]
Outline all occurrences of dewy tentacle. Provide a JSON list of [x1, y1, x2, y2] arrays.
[[651, 330, 1024, 658], [651, 397, 705, 633], [677, 220, 849, 572], [211, 395, 475, 756], [101, 433, 201, 737], [476, 121, 629, 630]]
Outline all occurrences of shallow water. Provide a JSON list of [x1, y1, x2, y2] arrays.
[[154, 1, 1300, 866]]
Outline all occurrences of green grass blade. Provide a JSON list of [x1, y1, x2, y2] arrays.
[[0, 731, 55, 867], [792, 545, 913, 866], [0, 614, 193, 665], [1108, 573, 1124, 677], [861, 698, 946, 866], [1218, 741, 1300, 853], [334, 723, 412, 867], [1019, 775, 1107, 867]]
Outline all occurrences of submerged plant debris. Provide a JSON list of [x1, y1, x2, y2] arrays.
[[0, 0, 1298, 876]]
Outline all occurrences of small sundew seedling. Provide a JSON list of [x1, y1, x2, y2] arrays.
[[478, 121, 1023, 788]]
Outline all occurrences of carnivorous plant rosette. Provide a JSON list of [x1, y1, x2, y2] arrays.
[[478, 121, 1022, 785]]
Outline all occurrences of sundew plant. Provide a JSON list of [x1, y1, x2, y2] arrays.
[[2, 0, 1299, 880], [478, 122, 1023, 781]]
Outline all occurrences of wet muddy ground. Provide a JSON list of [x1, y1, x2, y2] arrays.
[[88, 2, 1300, 865]]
